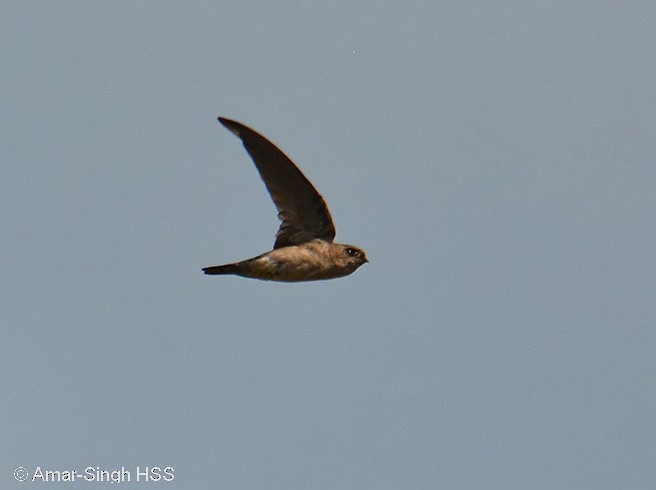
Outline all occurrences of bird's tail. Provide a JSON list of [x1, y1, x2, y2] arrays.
[[202, 263, 240, 275]]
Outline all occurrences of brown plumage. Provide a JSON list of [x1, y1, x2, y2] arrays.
[[203, 117, 367, 282]]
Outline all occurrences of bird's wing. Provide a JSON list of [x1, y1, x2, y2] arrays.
[[218, 117, 336, 248]]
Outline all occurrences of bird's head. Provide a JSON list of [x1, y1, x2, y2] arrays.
[[341, 245, 368, 271]]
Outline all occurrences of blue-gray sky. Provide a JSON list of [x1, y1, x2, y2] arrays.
[[3, 2, 654, 488]]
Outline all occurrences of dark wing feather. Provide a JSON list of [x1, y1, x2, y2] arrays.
[[218, 117, 336, 248]]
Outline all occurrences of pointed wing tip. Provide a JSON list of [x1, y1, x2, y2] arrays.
[[217, 116, 243, 137]]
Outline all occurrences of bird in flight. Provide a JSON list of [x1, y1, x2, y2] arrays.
[[203, 117, 367, 282]]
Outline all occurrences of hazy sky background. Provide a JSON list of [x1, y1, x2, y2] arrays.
[[3, 2, 654, 488]]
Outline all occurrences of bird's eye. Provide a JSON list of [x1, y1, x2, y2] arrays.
[[346, 248, 359, 257]]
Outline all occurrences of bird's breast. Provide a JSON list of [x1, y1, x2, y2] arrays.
[[245, 242, 348, 282]]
